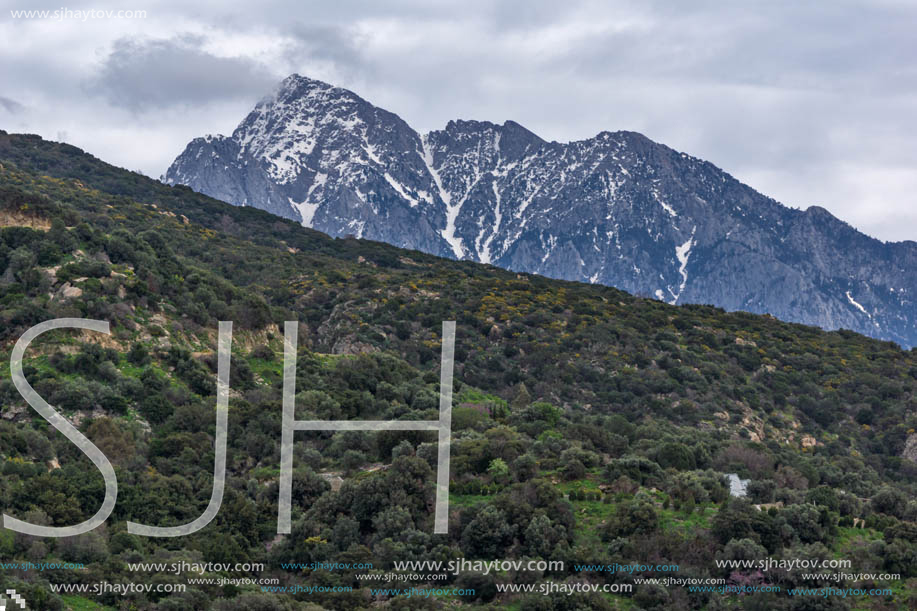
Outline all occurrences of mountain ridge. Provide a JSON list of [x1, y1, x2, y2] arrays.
[[1, 129, 916, 609], [164, 74, 917, 347]]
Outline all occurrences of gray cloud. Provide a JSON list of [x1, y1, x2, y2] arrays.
[[0, 96, 24, 114], [3, 0, 916, 241], [90, 34, 279, 111], [279, 23, 367, 80]]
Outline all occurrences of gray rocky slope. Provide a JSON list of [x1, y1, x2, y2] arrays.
[[164, 75, 917, 347]]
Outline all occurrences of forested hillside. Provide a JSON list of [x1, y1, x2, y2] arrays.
[[0, 131, 914, 609]]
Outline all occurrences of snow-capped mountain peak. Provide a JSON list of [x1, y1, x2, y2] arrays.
[[164, 75, 917, 347]]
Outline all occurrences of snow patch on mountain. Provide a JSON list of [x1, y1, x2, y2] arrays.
[[669, 227, 696, 304], [384, 173, 420, 207], [290, 197, 320, 228], [652, 185, 678, 217]]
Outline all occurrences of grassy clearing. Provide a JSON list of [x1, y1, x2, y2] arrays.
[[61, 596, 116, 611]]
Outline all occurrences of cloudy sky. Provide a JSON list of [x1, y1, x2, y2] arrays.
[[1, 0, 915, 241]]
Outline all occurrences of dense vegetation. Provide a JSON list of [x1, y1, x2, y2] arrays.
[[0, 131, 914, 610]]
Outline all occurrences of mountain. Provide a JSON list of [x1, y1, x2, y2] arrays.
[[1, 130, 916, 608], [164, 74, 917, 347]]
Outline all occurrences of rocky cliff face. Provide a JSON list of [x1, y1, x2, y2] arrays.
[[164, 75, 917, 347]]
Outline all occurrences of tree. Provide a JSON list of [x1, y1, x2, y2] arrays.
[[212, 594, 293, 610], [712, 499, 766, 546], [341, 450, 366, 473], [202, 532, 249, 565], [871, 487, 907, 519], [512, 454, 538, 482], [525, 402, 562, 426], [233, 293, 271, 329], [603, 494, 659, 539], [715, 538, 768, 577], [656, 441, 696, 471], [372, 506, 414, 541], [461, 505, 515, 558], [783, 504, 828, 544], [511, 383, 532, 411], [454, 571, 498, 603], [488, 458, 510, 482], [748, 479, 776, 503], [391, 439, 414, 459], [139, 393, 173, 424], [604, 456, 663, 486], [560, 457, 586, 481], [127, 342, 151, 366], [805, 486, 839, 512], [523, 514, 565, 558], [883, 537, 917, 578]]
